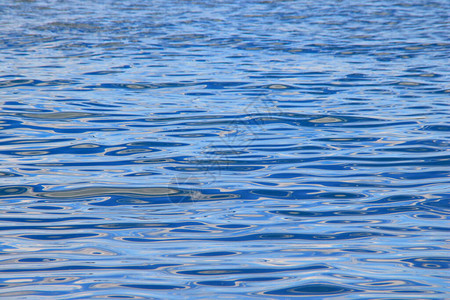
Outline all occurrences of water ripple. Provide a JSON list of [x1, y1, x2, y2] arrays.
[[0, 0, 449, 298]]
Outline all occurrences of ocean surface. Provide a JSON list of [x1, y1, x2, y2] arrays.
[[0, 0, 449, 299]]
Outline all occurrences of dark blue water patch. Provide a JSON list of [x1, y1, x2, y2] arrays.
[[271, 205, 426, 218], [119, 284, 186, 290], [83, 81, 249, 91], [0, 263, 178, 273], [166, 165, 265, 172], [189, 251, 238, 257], [369, 226, 427, 233], [167, 133, 220, 138], [0, 142, 164, 157], [122, 231, 393, 243], [19, 233, 100, 240], [124, 172, 161, 177], [196, 280, 238, 287], [342, 248, 382, 254], [420, 198, 450, 213], [82, 70, 124, 75], [0, 185, 36, 197], [14, 256, 59, 263], [0, 216, 101, 223], [378, 170, 450, 180], [240, 277, 284, 282], [262, 283, 360, 297], [0, 138, 75, 146], [3, 101, 27, 106], [249, 145, 331, 152], [422, 125, 450, 132], [17, 111, 137, 120], [176, 264, 330, 276], [2, 185, 445, 213], [216, 224, 251, 229], [0, 171, 21, 177], [377, 146, 444, 153], [27, 205, 65, 210], [1, 221, 206, 232]]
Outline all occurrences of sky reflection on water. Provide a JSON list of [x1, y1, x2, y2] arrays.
[[0, 0, 449, 299]]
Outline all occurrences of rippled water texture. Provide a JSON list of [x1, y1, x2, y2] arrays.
[[1, 0, 449, 299]]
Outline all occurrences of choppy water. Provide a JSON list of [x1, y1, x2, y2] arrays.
[[1, 0, 449, 299]]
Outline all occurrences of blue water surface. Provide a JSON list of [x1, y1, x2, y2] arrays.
[[0, 0, 449, 299]]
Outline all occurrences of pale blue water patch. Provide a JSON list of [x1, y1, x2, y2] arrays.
[[0, 0, 449, 299]]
